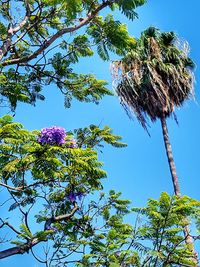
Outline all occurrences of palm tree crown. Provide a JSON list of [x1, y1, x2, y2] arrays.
[[112, 27, 195, 129]]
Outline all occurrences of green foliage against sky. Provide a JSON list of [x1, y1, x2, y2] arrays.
[[0, 115, 128, 262], [0, 0, 145, 110], [0, 119, 200, 266], [0, 115, 200, 266], [0, 115, 126, 191], [0, 0, 200, 266]]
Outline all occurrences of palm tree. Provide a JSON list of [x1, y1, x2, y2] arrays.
[[111, 27, 197, 261]]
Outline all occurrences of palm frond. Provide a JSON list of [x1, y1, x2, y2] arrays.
[[111, 27, 194, 130]]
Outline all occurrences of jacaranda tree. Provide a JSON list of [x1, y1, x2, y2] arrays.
[[0, 0, 145, 110], [0, 116, 200, 266], [0, 115, 128, 261], [0, 111, 199, 263]]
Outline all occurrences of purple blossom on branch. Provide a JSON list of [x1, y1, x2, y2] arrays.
[[67, 138, 78, 148], [38, 126, 66, 145], [67, 192, 84, 202], [45, 225, 58, 232]]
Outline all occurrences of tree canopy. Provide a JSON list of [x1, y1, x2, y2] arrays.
[[111, 27, 195, 130], [0, 0, 145, 110], [0, 122, 200, 266]]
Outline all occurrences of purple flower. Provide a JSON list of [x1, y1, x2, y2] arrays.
[[67, 192, 84, 202], [68, 138, 78, 148], [38, 126, 66, 145], [46, 225, 58, 232]]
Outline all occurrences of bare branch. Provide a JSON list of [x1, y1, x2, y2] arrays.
[[0, 182, 24, 191], [10, 0, 31, 33], [0, 203, 79, 259], [0, 0, 31, 61], [31, 247, 47, 264], [0, 218, 21, 235], [0, 237, 40, 259], [0, 179, 60, 192], [44, 203, 79, 230]]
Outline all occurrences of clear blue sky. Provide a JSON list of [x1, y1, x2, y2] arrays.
[[1, 0, 200, 266]]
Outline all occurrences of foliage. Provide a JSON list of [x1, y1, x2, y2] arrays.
[[0, 115, 126, 192], [1, 132, 200, 267], [0, 0, 146, 110], [0, 116, 200, 265], [0, 1, 199, 266], [132, 192, 200, 266], [0, 115, 127, 262]]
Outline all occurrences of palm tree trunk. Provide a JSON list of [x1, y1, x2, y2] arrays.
[[160, 115, 198, 264], [160, 115, 181, 196]]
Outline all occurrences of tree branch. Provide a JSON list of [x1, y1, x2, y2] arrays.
[[0, 0, 31, 61], [0, 182, 24, 191], [0, 238, 40, 259], [44, 203, 79, 230], [0, 218, 21, 235], [10, 0, 31, 33], [0, 204, 79, 259], [0, 179, 60, 192], [1, 1, 110, 66]]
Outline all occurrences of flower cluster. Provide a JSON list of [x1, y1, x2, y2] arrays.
[[66, 192, 84, 202], [38, 126, 66, 145], [38, 126, 79, 149], [67, 138, 78, 148]]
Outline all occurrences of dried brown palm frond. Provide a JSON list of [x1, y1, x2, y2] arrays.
[[110, 27, 195, 130]]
